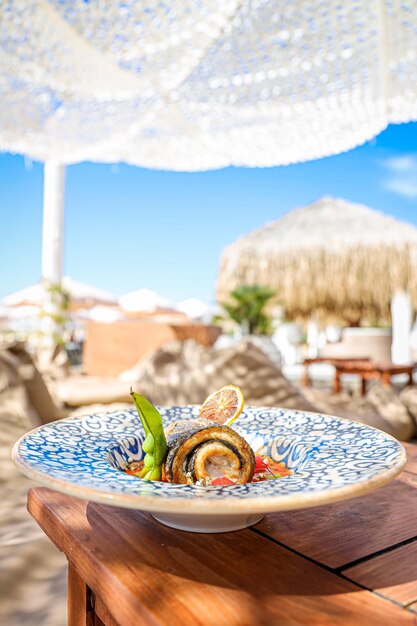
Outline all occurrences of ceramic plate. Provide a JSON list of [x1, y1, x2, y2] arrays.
[[13, 406, 406, 533]]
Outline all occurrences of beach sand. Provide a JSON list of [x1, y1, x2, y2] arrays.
[[0, 475, 67, 626], [0, 399, 67, 626]]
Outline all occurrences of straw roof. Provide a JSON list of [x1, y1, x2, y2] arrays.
[[217, 197, 417, 324]]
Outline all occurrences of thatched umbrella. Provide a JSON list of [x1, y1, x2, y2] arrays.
[[217, 197, 417, 325]]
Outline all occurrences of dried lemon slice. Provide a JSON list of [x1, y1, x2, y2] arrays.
[[199, 384, 244, 426]]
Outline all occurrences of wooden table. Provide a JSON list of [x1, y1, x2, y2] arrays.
[[28, 443, 417, 626], [333, 361, 416, 395], [302, 357, 370, 387]]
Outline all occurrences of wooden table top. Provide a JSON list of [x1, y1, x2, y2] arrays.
[[28, 442, 417, 626], [333, 361, 416, 374], [304, 357, 371, 364]]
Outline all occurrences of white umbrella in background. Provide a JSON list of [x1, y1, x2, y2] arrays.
[[75, 306, 124, 324], [119, 289, 176, 314], [0, 305, 10, 320], [2, 305, 42, 319], [2, 284, 44, 307], [177, 298, 219, 322], [2, 278, 117, 346], [0, 305, 42, 336], [2, 276, 117, 309], [60, 277, 117, 307]]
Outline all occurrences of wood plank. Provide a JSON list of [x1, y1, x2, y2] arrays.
[[404, 443, 417, 475], [254, 473, 417, 569], [94, 596, 122, 626], [93, 612, 106, 626], [68, 563, 90, 626], [343, 539, 417, 605], [28, 487, 417, 626]]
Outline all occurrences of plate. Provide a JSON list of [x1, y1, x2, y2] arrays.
[[12, 406, 406, 533]]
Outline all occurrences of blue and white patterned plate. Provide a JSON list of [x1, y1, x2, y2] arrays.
[[13, 406, 406, 532]]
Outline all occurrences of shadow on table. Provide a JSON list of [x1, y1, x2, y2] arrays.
[[85, 500, 417, 600], [254, 473, 417, 594]]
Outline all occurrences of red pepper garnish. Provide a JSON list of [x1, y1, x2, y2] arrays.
[[211, 477, 235, 486], [254, 455, 268, 472]]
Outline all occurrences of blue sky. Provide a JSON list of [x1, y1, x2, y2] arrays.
[[1, 122, 417, 303]]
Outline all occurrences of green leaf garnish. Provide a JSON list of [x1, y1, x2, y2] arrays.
[[130, 389, 167, 481]]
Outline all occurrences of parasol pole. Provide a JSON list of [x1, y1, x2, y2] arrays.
[[391, 290, 412, 365], [307, 318, 320, 358], [40, 161, 66, 347]]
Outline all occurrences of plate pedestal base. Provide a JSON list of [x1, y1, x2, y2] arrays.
[[152, 512, 264, 533]]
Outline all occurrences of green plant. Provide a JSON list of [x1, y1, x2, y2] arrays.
[[220, 285, 276, 335], [39, 281, 71, 346]]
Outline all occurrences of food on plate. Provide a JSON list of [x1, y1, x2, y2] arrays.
[[130, 391, 167, 481], [198, 384, 244, 426], [128, 386, 292, 486], [164, 418, 255, 484]]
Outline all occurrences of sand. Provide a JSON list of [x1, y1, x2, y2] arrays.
[[0, 451, 67, 626]]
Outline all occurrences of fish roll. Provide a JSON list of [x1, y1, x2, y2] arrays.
[[164, 419, 255, 485]]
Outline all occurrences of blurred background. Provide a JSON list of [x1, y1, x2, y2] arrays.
[[2, 1, 417, 624]]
